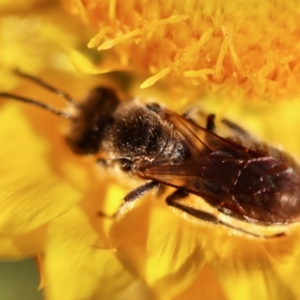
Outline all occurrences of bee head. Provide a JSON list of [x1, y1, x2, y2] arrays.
[[66, 87, 120, 154], [0, 70, 121, 155]]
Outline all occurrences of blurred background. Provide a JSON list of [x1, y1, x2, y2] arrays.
[[0, 259, 43, 300]]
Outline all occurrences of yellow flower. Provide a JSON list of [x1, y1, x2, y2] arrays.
[[1, 1, 300, 300], [65, 0, 300, 101]]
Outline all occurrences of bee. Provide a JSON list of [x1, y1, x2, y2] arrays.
[[1, 70, 300, 238]]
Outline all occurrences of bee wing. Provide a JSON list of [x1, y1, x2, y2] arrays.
[[136, 156, 241, 200], [136, 110, 281, 221], [137, 155, 284, 222], [135, 108, 247, 206], [159, 109, 246, 157]]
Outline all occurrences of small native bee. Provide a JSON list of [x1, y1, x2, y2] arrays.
[[1, 70, 300, 238]]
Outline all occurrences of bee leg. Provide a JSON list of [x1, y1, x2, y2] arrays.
[[206, 110, 258, 144], [206, 114, 216, 132], [98, 181, 159, 219], [124, 181, 159, 202], [166, 190, 284, 238], [166, 190, 220, 224], [205, 113, 251, 138], [205, 114, 259, 150], [221, 118, 255, 140]]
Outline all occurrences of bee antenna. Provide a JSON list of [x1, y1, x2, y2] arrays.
[[0, 93, 71, 118], [14, 69, 80, 107]]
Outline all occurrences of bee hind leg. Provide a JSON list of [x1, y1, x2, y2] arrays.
[[166, 190, 284, 239], [166, 189, 220, 224]]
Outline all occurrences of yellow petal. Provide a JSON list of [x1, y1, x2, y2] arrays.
[[0, 104, 88, 236], [67, 47, 103, 75], [0, 226, 46, 259], [44, 206, 143, 300], [204, 227, 300, 300], [110, 197, 208, 299], [173, 263, 227, 300], [0, 0, 43, 11]]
